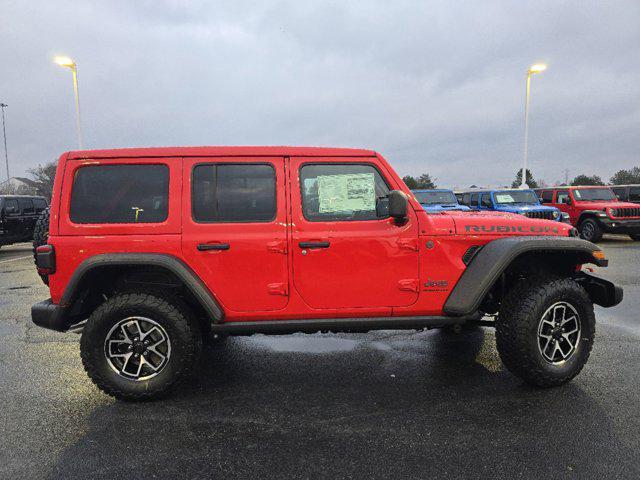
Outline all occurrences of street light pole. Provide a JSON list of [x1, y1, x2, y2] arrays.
[[0, 103, 9, 183], [520, 63, 547, 189], [54, 56, 83, 149]]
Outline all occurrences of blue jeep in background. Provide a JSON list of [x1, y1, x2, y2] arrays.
[[412, 189, 471, 213], [460, 188, 567, 222]]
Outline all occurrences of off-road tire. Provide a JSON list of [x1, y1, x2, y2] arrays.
[[80, 292, 202, 401], [496, 276, 595, 387], [579, 218, 603, 243], [629, 234, 640, 241], [32, 207, 50, 285]]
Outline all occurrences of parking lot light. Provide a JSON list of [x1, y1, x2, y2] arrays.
[[54, 55, 83, 149], [520, 63, 547, 189]]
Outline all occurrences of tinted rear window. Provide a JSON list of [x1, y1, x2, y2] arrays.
[[192, 164, 276, 222], [70, 164, 169, 224], [629, 187, 640, 202], [18, 198, 34, 214]]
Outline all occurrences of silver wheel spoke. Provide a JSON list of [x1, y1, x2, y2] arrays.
[[564, 325, 579, 335], [142, 355, 161, 372]]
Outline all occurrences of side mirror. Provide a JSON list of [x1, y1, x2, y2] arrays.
[[565, 197, 572, 205], [388, 190, 408, 223]]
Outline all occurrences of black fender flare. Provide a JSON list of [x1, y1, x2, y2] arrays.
[[443, 236, 608, 316], [577, 210, 605, 225], [61, 253, 224, 322]]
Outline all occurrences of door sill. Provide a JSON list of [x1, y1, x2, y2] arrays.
[[210, 314, 481, 336]]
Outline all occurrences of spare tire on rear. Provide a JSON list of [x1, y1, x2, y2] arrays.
[[32, 207, 50, 285]]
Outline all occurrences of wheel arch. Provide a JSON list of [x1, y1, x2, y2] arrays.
[[60, 253, 224, 328], [443, 237, 608, 316], [577, 210, 603, 225]]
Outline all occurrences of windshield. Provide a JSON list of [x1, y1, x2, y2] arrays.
[[573, 188, 616, 201], [414, 191, 458, 205], [493, 190, 539, 205]]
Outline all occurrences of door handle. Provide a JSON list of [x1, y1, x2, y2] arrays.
[[298, 241, 330, 249], [197, 243, 230, 251]]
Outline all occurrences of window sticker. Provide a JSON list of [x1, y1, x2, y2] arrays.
[[317, 173, 375, 213], [495, 194, 515, 203]]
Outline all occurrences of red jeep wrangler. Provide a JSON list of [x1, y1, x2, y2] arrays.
[[32, 147, 622, 400], [536, 186, 640, 242]]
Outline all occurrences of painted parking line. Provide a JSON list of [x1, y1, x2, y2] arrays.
[[0, 255, 32, 265]]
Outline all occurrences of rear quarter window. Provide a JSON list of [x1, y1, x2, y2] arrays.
[[33, 198, 47, 212], [69, 164, 169, 224]]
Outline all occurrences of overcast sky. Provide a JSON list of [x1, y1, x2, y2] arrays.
[[1, 0, 639, 187]]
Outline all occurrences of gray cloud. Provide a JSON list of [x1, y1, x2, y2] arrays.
[[1, 0, 639, 187]]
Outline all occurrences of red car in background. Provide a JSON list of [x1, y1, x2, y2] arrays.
[[536, 186, 640, 242]]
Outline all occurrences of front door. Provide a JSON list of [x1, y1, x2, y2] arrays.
[[553, 190, 579, 223], [181, 157, 289, 313], [289, 158, 420, 309]]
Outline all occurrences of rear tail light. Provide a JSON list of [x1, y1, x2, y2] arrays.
[[35, 244, 56, 275]]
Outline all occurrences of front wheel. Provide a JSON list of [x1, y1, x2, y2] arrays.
[[579, 218, 603, 243], [496, 277, 595, 387], [80, 292, 202, 401]]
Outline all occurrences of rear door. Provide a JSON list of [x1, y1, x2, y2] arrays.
[[1, 199, 21, 243], [17, 198, 36, 239], [181, 157, 289, 312], [289, 157, 420, 309]]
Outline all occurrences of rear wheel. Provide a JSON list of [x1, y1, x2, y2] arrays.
[[80, 292, 202, 401], [32, 207, 50, 285], [579, 218, 603, 243], [496, 276, 595, 387]]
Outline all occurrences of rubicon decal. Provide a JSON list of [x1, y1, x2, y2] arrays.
[[465, 225, 560, 234]]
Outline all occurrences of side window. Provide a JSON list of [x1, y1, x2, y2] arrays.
[[18, 198, 34, 215], [480, 193, 492, 207], [192, 164, 276, 222], [541, 190, 553, 203], [629, 187, 640, 202], [470, 193, 479, 206], [33, 198, 47, 213], [4, 199, 19, 215], [556, 190, 570, 204], [611, 187, 625, 200], [461, 193, 470, 206], [299, 164, 390, 222], [70, 164, 169, 224]]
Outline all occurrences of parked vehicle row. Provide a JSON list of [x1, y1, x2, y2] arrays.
[[30, 146, 622, 400], [411, 184, 640, 242]]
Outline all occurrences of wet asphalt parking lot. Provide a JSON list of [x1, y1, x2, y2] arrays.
[[0, 239, 639, 479]]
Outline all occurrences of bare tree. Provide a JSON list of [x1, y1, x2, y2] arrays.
[[27, 161, 57, 200]]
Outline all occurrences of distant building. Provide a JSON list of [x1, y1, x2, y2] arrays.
[[0, 177, 41, 195]]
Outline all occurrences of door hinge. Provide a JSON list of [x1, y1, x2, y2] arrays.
[[267, 282, 289, 296], [267, 240, 288, 254], [397, 238, 419, 251], [398, 279, 420, 292]]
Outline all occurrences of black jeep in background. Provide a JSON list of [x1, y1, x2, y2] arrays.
[[611, 185, 640, 204], [0, 195, 48, 249]]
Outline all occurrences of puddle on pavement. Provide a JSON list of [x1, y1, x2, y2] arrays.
[[245, 334, 361, 353]]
